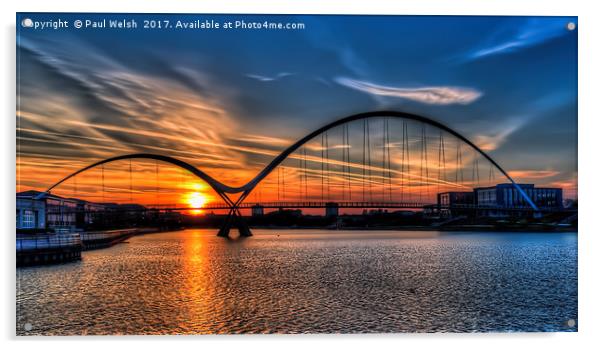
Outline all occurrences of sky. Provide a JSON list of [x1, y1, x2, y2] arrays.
[[16, 14, 578, 206]]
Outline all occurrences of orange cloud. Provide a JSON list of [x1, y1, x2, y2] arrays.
[[508, 170, 560, 179]]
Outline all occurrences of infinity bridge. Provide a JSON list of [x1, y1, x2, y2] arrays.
[[39, 111, 539, 237]]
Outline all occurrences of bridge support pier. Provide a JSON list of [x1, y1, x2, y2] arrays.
[[237, 223, 253, 237], [325, 202, 339, 217], [217, 208, 253, 238], [217, 224, 231, 238]]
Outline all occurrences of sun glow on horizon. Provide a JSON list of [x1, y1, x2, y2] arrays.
[[185, 191, 208, 215]]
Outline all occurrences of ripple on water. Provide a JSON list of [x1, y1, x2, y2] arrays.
[[16, 230, 577, 334]]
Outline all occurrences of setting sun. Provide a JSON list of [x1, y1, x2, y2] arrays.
[[188, 192, 207, 208], [185, 192, 207, 214]]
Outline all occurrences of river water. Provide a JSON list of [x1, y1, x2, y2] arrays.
[[16, 229, 577, 334]]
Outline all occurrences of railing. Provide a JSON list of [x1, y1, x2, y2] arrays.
[[241, 201, 430, 208], [439, 204, 562, 212], [16, 233, 82, 252], [17, 229, 138, 252], [147, 201, 435, 210]]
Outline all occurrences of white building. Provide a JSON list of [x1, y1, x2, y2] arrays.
[[16, 190, 78, 232], [16, 194, 45, 230]]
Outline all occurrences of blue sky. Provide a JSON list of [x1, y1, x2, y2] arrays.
[[16, 14, 577, 196]]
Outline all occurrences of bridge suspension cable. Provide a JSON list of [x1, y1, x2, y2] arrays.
[[400, 121, 405, 202], [438, 130, 447, 197], [277, 167, 281, 202], [420, 125, 428, 203], [400, 121, 409, 202], [385, 118, 393, 202], [344, 124, 351, 201], [101, 164, 105, 203], [473, 154, 480, 186], [339, 126, 344, 201], [455, 139, 464, 185], [155, 160, 159, 204], [73, 174, 77, 198], [366, 119, 372, 201], [325, 131, 330, 201], [362, 119, 366, 201], [129, 158, 133, 203], [321, 133, 325, 202], [298, 147, 303, 201], [303, 146, 308, 201], [380, 119, 384, 202]]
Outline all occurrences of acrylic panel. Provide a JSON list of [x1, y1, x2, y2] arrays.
[[16, 14, 578, 335]]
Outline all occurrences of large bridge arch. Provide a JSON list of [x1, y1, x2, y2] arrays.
[[39, 110, 539, 237], [241, 111, 539, 211]]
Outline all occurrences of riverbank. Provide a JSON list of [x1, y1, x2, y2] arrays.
[[228, 224, 577, 233], [16, 233, 82, 267], [81, 229, 138, 250], [16, 227, 162, 267]]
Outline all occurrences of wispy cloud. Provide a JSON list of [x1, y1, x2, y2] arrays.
[[335, 77, 482, 105], [471, 118, 526, 151], [245, 72, 293, 82], [508, 170, 560, 179], [232, 134, 292, 147], [16, 42, 263, 189], [464, 18, 572, 61]]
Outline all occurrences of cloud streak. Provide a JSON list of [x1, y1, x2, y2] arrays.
[[472, 118, 526, 151], [464, 18, 572, 61], [245, 72, 293, 82], [508, 170, 560, 179], [335, 77, 482, 105]]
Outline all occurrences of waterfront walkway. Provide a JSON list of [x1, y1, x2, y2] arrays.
[[16, 228, 142, 266]]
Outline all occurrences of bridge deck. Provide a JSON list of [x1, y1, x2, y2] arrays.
[[145, 202, 554, 212]]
